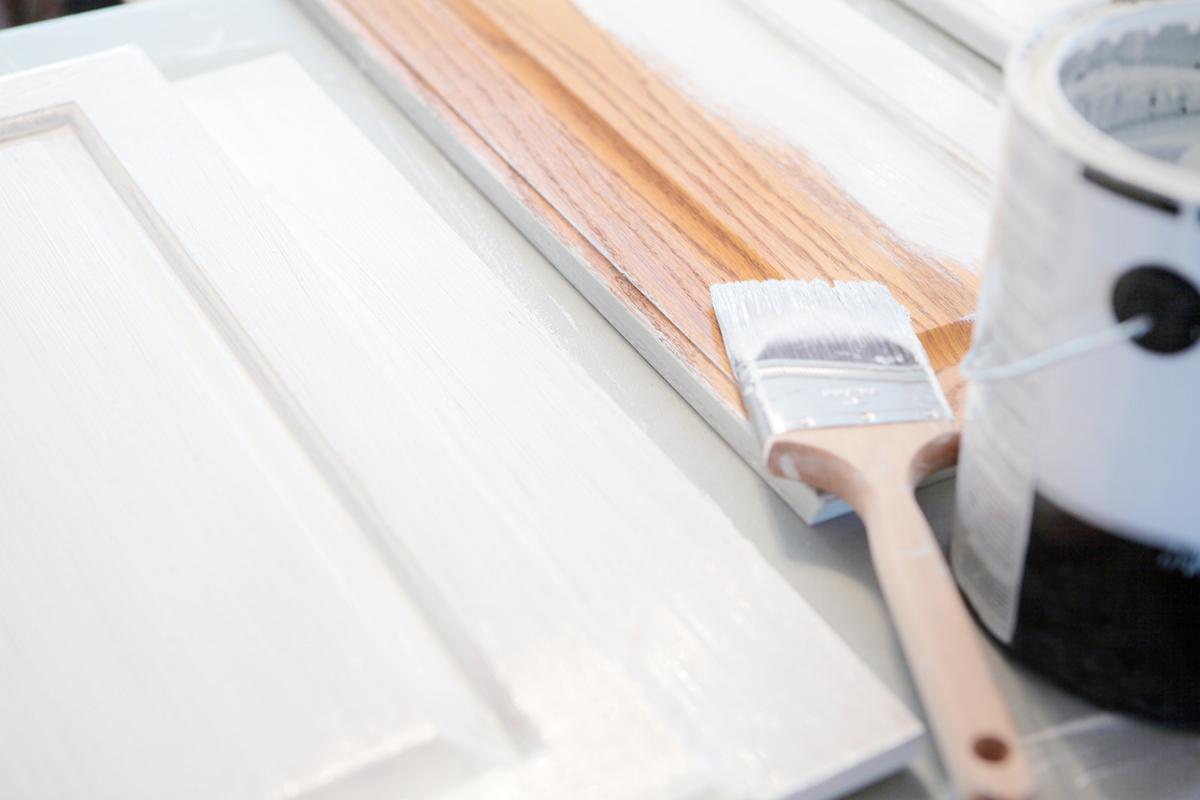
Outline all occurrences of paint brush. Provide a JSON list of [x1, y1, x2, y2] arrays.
[[712, 279, 1035, 800]]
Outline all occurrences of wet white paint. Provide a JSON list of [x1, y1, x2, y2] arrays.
[[573, 0, 995, 271]]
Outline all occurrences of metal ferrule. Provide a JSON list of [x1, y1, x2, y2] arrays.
[[739, 360, 952, 443]]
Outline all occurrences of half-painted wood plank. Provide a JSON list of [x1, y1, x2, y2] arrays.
[[297, 0, 985, 518]]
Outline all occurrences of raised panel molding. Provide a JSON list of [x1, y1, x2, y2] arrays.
[[0, 89, 508, 800]]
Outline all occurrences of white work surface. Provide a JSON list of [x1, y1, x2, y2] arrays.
[[1, 1, 1198, 798]]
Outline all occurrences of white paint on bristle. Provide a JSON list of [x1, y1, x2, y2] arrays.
[[712, 280, 950, 439], [712, 279, 929, 376]]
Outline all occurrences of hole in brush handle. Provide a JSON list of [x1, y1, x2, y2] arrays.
[[973, 735, 1010, 762]]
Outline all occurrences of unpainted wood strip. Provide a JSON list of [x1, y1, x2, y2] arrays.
[[298, 0, 742, 409], [920, 317, 975, 372], [326, 0, 979, 377]]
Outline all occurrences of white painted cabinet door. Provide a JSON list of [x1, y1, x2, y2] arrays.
[[0, 49, 920, 800]]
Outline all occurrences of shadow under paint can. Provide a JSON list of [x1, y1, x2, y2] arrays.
[[953, 0, 1200, 727]]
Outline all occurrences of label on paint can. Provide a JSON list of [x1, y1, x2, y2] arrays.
[[952, 0, 1200, 725]]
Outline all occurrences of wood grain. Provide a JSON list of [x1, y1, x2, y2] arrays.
[[313, 0, 979, 402]]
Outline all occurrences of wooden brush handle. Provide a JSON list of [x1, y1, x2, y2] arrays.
[[860, 472, 1034, 800], [767, 422, 1036, 800]]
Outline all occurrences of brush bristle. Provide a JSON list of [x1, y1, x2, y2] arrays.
[[711, 279, 951, 441], [712, 280, 926, 377]]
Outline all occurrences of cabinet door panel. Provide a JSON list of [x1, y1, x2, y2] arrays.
[[0, 48, 919, 800]]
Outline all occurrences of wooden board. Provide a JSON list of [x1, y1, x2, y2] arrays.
[[297, 0, 988, 520], [0, 47, 922, 799]]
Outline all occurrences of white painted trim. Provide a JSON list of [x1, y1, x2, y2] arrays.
[[893, 0, 1108, 64]]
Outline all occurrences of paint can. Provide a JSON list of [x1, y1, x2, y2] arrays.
[[953, 0, 1200, 726]]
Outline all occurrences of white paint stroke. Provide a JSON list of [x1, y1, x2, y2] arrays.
[[573, 0, 994, 270], [736, 0, 1001, 175]]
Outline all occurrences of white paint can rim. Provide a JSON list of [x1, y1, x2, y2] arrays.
[[1007, 0, 1200, 206]]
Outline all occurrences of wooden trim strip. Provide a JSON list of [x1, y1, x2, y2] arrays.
[[313, 0, 977, 382]]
